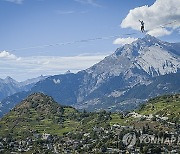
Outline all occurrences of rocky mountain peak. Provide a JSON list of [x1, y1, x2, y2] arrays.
[[0, 35, 179, 115], [142, 34, 160, 42], [4, 76, 18, 84], [135, 34, 162, 46], [115, 34, 165, 56]]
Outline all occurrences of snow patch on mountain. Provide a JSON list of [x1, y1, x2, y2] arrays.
[[53, 79, 61, 84]]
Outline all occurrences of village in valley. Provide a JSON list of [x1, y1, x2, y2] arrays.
[[0, 94, 180, 154]]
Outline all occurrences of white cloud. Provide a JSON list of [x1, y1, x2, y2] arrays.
[[4, 0, 24, 4], [0, 51, 21, 60], [113, 37, 137, 45], [147, 28, 172, 37], [121, 0, 180, 37], [0, 53, 107, 81], [74, 0, 101, 7]]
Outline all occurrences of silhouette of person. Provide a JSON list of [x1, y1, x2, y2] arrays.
[[139, 20, 145, 33]]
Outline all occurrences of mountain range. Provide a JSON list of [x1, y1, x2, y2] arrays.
[[0, 34, 179, 117], [0, 75, 46, 101]]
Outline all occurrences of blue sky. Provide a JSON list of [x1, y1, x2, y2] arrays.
[[0, 0, 179, 81]]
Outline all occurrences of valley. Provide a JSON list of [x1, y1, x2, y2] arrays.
[[0, 93, 179, 153]]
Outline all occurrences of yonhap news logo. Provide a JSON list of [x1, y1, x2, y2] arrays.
[[122, 133, 136, 148], [123, 133, 180, 148]]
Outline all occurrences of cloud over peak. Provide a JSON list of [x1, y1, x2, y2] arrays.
[[113, 37, 137, 46], [121, 0, 180, 37]]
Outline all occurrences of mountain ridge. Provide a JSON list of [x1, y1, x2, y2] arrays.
[[0, 75, 47, 101], [0, 35, 179, 116]]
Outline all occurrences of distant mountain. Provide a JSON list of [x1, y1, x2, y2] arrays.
[[0, 35, 179, 117], [19, 75, 47, 91], [0, 75, 46, 101], [76, 72, 179, 112], [0, 77, 20, 101]]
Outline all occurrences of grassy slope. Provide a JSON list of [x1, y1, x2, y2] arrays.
[[0, 93, 179, 139], [137, 94, 180, 123], [0, 107, 79, 138], [0, 93, 80, 138]]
